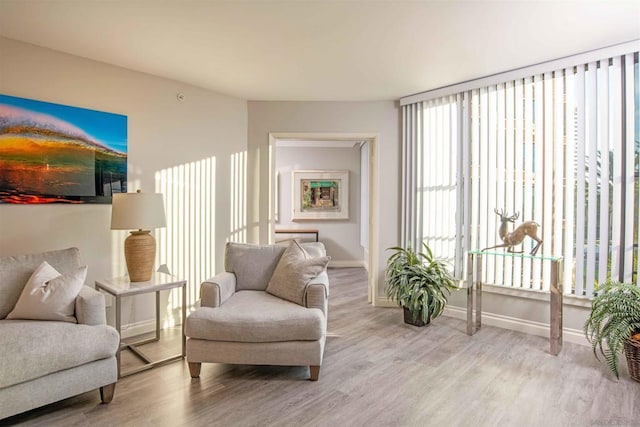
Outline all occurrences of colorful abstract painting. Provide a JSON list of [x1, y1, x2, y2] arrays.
[[0, 94, 127, 204]]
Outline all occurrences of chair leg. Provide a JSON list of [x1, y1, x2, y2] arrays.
[[189, 362, 202, 378], [100, 383, 116, 403], [309, 365, 320, 381]]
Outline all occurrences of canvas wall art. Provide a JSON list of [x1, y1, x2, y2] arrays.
[[292, 170, 349, 220], [0, 94, 127, 204]]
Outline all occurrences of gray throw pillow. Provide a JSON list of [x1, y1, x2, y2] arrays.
[[266, 241, 329, 306], [7, 261, 87, 323]]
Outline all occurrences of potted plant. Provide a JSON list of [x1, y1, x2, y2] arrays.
[[584, 280, 640, 382], [385, 243, 457, 326]]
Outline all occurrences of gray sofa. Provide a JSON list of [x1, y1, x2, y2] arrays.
[[0, 248, 119, 420], [186, 242, 329, 381]]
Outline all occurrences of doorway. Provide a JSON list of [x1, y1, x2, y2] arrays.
[[268, 132, 378, 303]]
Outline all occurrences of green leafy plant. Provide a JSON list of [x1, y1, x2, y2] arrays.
[[385, 243, 457, 325], [584, 280, 640, 379]]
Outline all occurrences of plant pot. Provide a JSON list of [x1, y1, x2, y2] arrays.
[[624, 336, 640, 383], [403, 307, 430, 327]]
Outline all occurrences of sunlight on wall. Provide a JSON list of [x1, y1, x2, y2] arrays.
[[110, 230, 127, 278], [155, 157, 216, 325], [229, 151, 247, 242]]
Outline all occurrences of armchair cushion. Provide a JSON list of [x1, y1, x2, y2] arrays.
[[300, 242, 326, 258], [7, 261, 87, 323], [266, 241, 330, 306], [186, 291, 324, 343], [75, 286, 107, 326], [0, 247, 80, 319], [0, 320, 119, 389], [225, 243, 286, 291], [200, 272, 237, 308], [305, 270, 329, 316]]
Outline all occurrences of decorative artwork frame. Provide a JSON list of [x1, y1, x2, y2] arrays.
[[292, 170, 349, 220], [0, 94, 127, 204]]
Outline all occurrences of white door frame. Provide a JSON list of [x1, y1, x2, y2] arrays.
[[268, 132, 379, 304]]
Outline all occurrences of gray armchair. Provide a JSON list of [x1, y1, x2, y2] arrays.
[[185, 242, 329, 381], [0, 248, 119, 419]]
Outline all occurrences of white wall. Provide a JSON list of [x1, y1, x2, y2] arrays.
[[360, 142, 369, 250], [247, 101, 400, 300], [275, 145, 363, 263], [0, 38, 247, 330]]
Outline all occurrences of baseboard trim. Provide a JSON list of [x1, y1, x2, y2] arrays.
[[120, 311, 184, 339], [373, 296, 397, 307], [443, 306, 589, 347], [120, 319, 156, 340], [328, 260, 366, 268], [373, 296, 589, 346]]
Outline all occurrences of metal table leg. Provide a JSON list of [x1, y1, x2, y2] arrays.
[[550, 260, 563, 356], [115, 295, 122, 378], [476, 254, 482, 330], [467, 253, 474, 335], [182, 283, 186, 356], [155, 290, 160, 341]]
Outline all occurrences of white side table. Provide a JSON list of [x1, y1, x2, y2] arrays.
[[95, 272, 187, 378]]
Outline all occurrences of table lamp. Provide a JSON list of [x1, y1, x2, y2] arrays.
[[111, 190, 167, 282]]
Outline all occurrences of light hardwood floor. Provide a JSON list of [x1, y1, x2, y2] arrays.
[[3, 268, 639, 426]]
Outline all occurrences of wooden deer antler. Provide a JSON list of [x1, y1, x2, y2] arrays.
[[483, 209, 542, 255]]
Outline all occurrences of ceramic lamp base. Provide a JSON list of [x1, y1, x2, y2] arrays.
[[124, 230, 156, 282]]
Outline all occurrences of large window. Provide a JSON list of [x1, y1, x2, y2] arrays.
[[401, 43, 639, 298]]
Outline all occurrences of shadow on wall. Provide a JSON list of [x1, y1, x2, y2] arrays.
[[151, 152, 247, 326], [154, 157, 216, 319], [229, 151, 247, 243]]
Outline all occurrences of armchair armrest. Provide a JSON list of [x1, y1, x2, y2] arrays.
[[75, 286, 107, 326], [305, 270, 329, 318], [200, 272, 237, 308]]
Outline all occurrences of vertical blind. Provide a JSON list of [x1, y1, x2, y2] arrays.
[[401, 43, 639, 297]]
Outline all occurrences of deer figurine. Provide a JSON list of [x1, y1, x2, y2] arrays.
[[482, 209, 543, 255]]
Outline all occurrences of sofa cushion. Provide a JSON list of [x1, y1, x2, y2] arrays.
[[225, 243, 286, 291], [7, 262, 87, 323], [186, 290, 324, 343], [0, 248, 80, 319], [0, 319, 119, 389], [266, 241, 330, 305]]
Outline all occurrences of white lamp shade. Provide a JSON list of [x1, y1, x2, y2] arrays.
[[111, 192, 167, 230]]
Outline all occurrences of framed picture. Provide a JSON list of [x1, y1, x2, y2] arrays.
[[0, 94, 127, 204], [292, 170, 349, 220]]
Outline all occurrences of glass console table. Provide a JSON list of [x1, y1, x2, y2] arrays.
[[466, 250, 563, 356]]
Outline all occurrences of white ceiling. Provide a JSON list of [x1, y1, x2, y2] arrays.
[[0, 1, 638, 101]]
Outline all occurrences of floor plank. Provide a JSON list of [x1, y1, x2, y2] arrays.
[[3, 267, 639, 426]]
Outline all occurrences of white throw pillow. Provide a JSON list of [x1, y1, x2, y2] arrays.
[[266, 241, 330, 306], [6, 261, 87, 323]]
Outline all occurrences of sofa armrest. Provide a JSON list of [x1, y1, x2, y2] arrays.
[[200, 272, 237, 308], [75, 286, 107, 326], [305, 270, 329, 318]]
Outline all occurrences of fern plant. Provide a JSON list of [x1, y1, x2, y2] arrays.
[[584, 280, 640, 379], [385, 243, 457, 325]]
